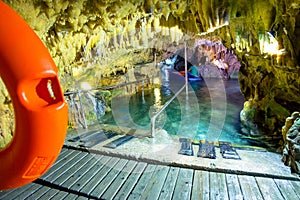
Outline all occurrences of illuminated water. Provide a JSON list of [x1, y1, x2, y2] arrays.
[[101, 73, 259, 146]]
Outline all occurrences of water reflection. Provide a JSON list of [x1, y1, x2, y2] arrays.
[[154, 87, 161, 106]]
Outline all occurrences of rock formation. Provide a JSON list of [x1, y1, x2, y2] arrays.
[[282, 112, 300, 174], [0, 0, 299, 150]]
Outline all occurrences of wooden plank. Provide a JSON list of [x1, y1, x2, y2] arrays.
[[274, 179, 300, 200], [238, 175, 263, 200], [191, 170, 210, 200], [140, 165, 170, 200], [256, 177, 284, 200], [113, 162, 147, 200], [159, 167, 180, 200], [209, 172, 229, 200], [101, 160, 138, 199], [79, 157, 120, 195], [45, 151, 86, 183], [69, 155, 111, 192], [15, 183, 43, 199], [127, 164, 157, 200], [39, 148, 74, 178], [0, 187, 22, 198], [76, 196, 90, 200], [172, 168, 194, 200], [51, 147, 67, 159], [51, 190, 69, 200], [56, 147, 68, 158], [226, 174, 243, 200], [53, 152, 91, 185], [90, 159, 129, 198], [62, 154, 103, 189], [63, 192, 79, 199], [26, 185, 52, 199], [49, 148, 73, 167], [41, 149, 80, 179], [0, 183, 37, 199], [39, 188, 60, 199], [290, 180, 300, 195]]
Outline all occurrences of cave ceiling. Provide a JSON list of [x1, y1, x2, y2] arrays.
[[2, 0, 298, 74]]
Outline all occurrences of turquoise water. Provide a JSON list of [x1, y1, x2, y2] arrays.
[[101, 77, 257, 146]]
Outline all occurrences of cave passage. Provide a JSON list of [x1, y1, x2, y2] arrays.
[[91, 38, 259, 147]]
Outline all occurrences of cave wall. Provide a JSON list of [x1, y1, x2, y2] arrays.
[[1, 0, 299, 149]]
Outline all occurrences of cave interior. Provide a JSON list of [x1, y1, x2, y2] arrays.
[[0, 0, 300, 172]]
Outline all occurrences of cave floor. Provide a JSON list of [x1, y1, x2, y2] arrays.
[[1, 129, 300, 199]]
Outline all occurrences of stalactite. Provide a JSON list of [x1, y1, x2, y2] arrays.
[[248, 33, 252, 47], [215, 7, 220, 27], [153, 17, 160, 32]]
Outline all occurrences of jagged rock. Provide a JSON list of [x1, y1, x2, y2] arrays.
[[240, 100, 259, 136], [283, 112, 300, 144], [282, 112, 300, 174], [195, 38, 241, 79]]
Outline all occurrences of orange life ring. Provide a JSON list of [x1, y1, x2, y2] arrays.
[[0, 1, 68, 190]]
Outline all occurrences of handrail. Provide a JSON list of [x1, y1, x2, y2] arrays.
[[64, 75, 155, 129], [150, 41, 188, 137], [64, 76, 153, 96], [151, 83, 187, 137]]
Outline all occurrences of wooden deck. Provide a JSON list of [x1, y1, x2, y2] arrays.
[[1, 146, 300, 200]]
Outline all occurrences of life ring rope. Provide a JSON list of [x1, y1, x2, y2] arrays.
[[0, 1, 68, 190]]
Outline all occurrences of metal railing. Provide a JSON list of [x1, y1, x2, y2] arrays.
[[150, 83, 187, 137], [64, 75, 156, 129], [150, 42, 189, 137], [64, 76, 153, 95]]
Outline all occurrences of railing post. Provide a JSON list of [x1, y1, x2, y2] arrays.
[[77, 90, 88, 129], [154, 53, 157, 70], [184, 42, 188, 99], [142, 79, 145, 104], [151, 117, 156, 137]]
